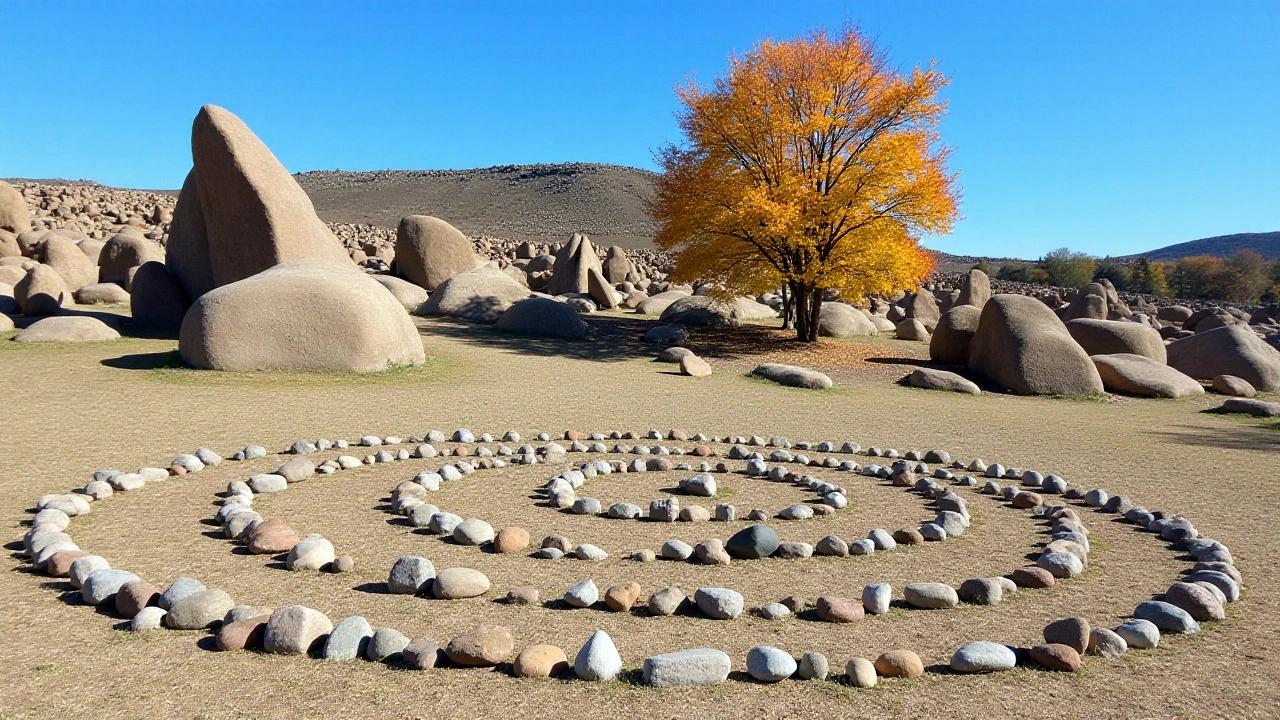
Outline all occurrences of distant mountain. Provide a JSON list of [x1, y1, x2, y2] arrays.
[[1125, 232, 1280, 261], [295, 163, 659, 249]]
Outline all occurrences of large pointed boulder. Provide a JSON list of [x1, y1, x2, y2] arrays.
[[179, 259, 424, 371], [547, 233, 603, 296], [189, 105, 350, 288], [956, 269, 991, 309], [602, 245, 634, 284], [968, 294, 1104, 396], [165, 169, 216, 301], [905, 289, 941, 331], [394, 215, 477, 291]]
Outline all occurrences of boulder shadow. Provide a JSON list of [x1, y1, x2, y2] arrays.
[[100, 350, 185, 371]]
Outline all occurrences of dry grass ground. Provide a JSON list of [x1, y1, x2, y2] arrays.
[[0, 314, 1277, 720]]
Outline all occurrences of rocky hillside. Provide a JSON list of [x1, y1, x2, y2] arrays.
[[295, 163, 660, 249], [1125, 232, 1280, 261]]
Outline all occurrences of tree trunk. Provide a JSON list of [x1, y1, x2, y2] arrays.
[[787, 282, 825, 343], [789, 282, 823, 343], [807, 291, 824, 343]]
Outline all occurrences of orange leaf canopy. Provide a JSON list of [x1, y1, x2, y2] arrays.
[[652, 26, 960, 303]]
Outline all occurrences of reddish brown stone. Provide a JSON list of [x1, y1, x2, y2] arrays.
[[494, 527, 530, 554], [816, 595, 864, 623], [1030, 643, 1081, 671], [216, 615, 270, 651], [248, 517, 299, 554], [892, 528, 925, 545], [780, 595, 806, 612], [1011, 566, 1056, 589], [44, 549, 86, 577], [114, 580, 161, 618], [1012, 491, 1043, 509], [403, 637, 446, 669], [1166, 581, 1226, 621]]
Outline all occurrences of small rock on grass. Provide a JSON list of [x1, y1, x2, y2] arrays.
[[513, 644, 569, 678], [950, 641, 1017, 673], [1029, 643, 1082, 672], [574, 630, 622, 681], [746, 646, 797, 682], [846, 657, 878, 688], [643, 648, 731, 687], [874, 650, 923, 679]]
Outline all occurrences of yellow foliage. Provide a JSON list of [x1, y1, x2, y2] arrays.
[[651, 25, 959, 306]]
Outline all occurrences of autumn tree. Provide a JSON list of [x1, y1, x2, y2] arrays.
[[1128, 258, 1169, 296], [650, 26, 959, 342]]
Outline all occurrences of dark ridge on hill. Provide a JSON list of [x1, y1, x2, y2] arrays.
[[1125, 231, 1280, 261], [295, 163, 660, 249]]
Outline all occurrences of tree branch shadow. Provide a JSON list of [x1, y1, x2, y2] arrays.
[[1144, 422, 1280, 452]]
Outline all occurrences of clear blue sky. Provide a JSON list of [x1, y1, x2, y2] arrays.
[[1, 1, 1276, 259]]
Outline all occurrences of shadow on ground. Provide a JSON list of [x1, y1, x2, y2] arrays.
[[1145, 421, 1280, 452], [101, 350, 183, 370], [421, 314, 817, 364]]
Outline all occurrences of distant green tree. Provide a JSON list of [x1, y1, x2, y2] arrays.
[[996, 261, 1049, 284], [1128, 258, 1169, 296], [1040, 248, 1096, 288], [1093, 258, 1129, 291], [973, 258, 992, 275]]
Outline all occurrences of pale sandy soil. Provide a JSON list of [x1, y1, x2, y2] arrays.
[[0, 313, 1276, 720]]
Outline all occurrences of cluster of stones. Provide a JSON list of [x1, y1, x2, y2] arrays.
[[894, 269, 1280, 402], [931, 268, 1278, 319], [18, 424, 1242, 689], [5, 181, 173, 242]]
